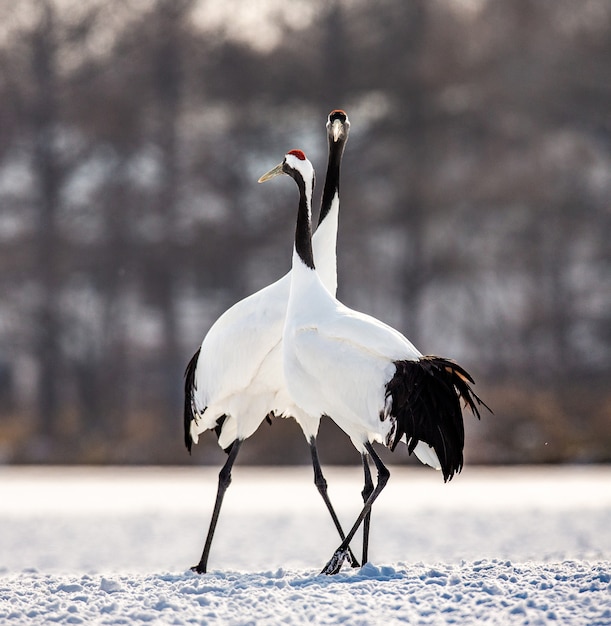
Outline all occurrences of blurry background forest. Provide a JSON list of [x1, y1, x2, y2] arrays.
[[0, 0, 609, 466]]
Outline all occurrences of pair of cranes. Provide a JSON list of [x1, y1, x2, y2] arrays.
[[184, 110, 489, 576]]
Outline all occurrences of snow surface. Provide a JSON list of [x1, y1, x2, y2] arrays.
[[1, 465, 610, 625]]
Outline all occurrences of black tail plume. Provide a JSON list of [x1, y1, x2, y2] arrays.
[[183, 347, 201, 454], [386, 356, 491, 482]]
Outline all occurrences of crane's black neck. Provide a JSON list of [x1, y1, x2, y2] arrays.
[[317, 138, 345, 227], [294, 174, 315, 270]]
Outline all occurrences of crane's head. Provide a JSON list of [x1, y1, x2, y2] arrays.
[[327, 109, 350, 144], [258, 149, 315, 190]]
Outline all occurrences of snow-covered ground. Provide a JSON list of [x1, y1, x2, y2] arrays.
[[1, 465, 610, 625]]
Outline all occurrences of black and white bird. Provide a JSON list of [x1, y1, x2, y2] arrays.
[[258, 149, 490, 575], [184, 111, 355, 573]]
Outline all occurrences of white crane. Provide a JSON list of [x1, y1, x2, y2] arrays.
[[258, 149, 490, 575], [184, 111, 357, 573]]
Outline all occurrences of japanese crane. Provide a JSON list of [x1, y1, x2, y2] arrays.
[[258, 149, 490, 575], [184, 111, 355, 573]]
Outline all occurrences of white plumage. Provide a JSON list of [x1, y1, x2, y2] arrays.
[[284, 282, 442, 467], [184, 111, 353, 574], [260, 149, 489, 575]]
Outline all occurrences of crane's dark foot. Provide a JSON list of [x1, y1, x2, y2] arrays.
[[346, 550, 360, 568], [190, 563, 207, 574], [321, 548, 350, 575]]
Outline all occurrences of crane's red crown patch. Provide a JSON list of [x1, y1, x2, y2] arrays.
[[287, 149, 306, 161]]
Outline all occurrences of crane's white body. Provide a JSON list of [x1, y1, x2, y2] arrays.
[[190, 195, 339, 450]]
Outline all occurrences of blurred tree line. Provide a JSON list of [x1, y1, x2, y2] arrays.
[[0, 0, 609, 465]]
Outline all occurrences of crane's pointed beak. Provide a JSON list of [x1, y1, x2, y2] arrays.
[[258, 162, 284, 183], [331, 119, 344, 142]]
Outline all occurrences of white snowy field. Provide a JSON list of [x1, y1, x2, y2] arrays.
[[0, 465, 610, 625]]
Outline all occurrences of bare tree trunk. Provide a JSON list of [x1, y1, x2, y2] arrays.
[[152, 1, 186, 432], [320, 0, 348, 109], [31, 2, 62, 439], [396, 0, 428, 345]]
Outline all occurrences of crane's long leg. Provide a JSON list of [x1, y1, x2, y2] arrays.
[[309, 438, 360, 568], [321, 442, 389, 575], [191, 439, 243, 574], [361, 453, 374, 565]]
